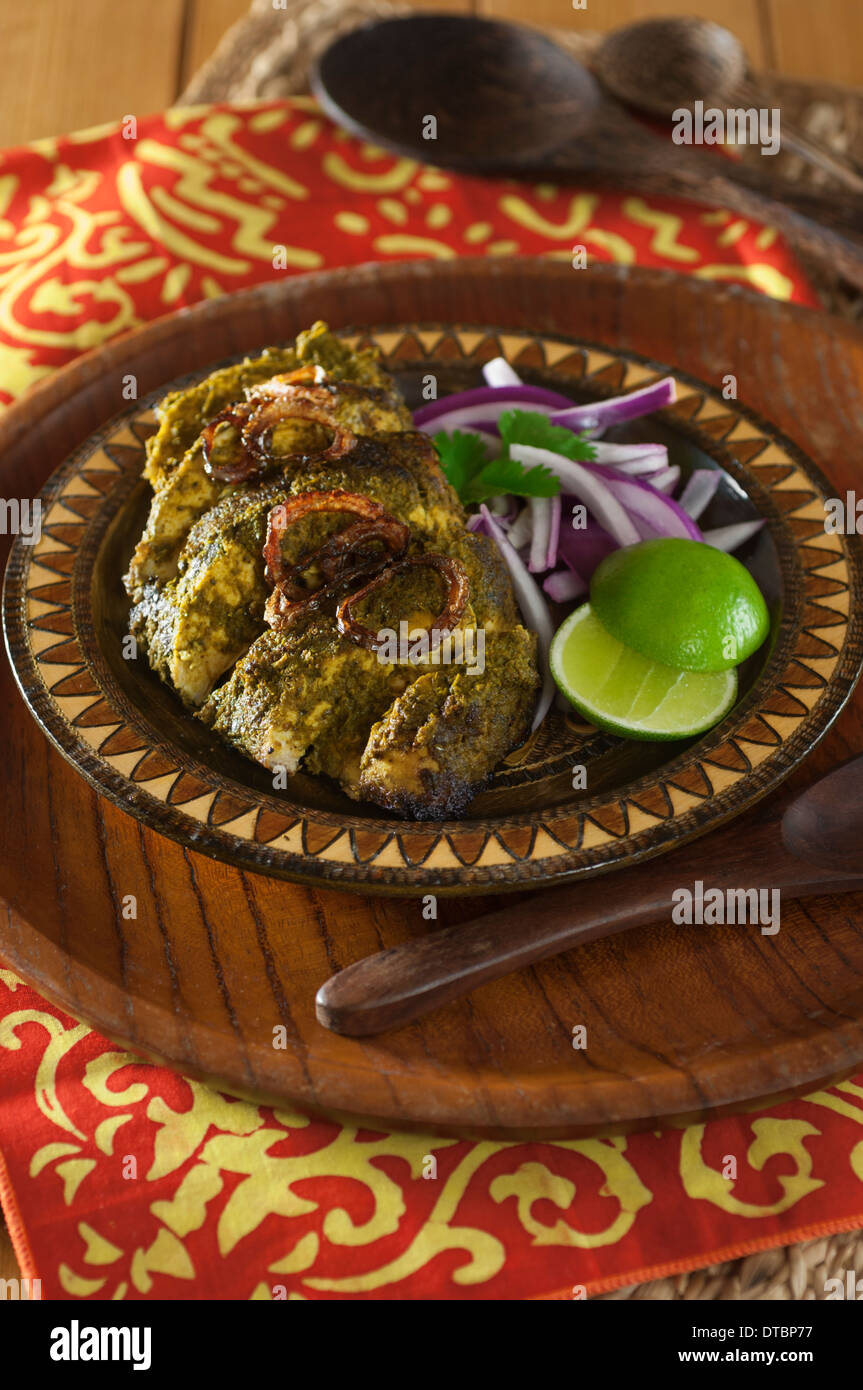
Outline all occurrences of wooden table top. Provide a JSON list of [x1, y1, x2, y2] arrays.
[[0, 0, 861, 151]]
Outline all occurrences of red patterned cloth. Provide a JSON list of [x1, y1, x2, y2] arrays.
[[1, 101, 860, 1302], [0, 99, 818, 400]]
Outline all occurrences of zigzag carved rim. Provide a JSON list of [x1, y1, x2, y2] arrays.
[[5, 324, 862, 893]]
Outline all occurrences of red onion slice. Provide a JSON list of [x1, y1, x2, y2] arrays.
[[558, 517, 618, 580], [527, 496, 553, 573], [547, 493, 562, 571], [647, 465, 681, 494], [414, 382, 574, 431], [591, 442, 669, 473], [549, 377, 676, 436], [525, 495, 562, 573], [479, 504, 555, 731], [702, 520, 766, 551], [482, 357, 523, 388], [543, 568, 587, 602], [679, 469, 721, 521], [584, 462, 703, 541], [504, 505, 533, 551], [511, 444, 642, 547], [421, 402, 557, 434]]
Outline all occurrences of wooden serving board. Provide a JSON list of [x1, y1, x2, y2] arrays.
[[2, 260, 863, 1138]]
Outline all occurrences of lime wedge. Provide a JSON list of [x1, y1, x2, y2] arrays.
[[550, 604, 738, 740]]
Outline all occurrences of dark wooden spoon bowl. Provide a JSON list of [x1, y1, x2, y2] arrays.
[[314, 13, 601, 171], [594, 15, 863, 193], [595, 16, 747, 117]]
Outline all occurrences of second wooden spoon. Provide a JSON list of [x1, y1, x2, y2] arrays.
[[317, 754, 863, 1037]]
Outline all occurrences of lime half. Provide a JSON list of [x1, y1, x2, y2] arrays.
[[591, 537, 769, 672], [550, 604, 738, 740]]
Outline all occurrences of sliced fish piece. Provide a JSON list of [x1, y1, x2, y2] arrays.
[[358, 627, 538, 819]]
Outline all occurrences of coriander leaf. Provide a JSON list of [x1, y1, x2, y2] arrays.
[[432, 429, 489, 497], [498, 408, 597, 462], [463, 456, 561, 503], [433, 411, 595, 505]]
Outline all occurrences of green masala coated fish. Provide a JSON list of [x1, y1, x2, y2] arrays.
[[126, 322, 539, 818]]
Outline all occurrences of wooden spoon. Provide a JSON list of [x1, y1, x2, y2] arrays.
[[594, 15, 863, 194], [312, 15, 863, 289], [316, 754, 863, 1037]]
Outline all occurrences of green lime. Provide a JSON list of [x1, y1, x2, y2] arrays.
[[550, 604, 737, 740], [590, 537, 769, 672]]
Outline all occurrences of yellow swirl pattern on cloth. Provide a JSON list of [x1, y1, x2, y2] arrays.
[[1, 970, 862, 1301], [0, 101, 814, 406]]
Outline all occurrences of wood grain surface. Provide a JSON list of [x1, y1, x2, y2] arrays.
[[2, 259, 863, 1143], [0, 0, 860, 149]]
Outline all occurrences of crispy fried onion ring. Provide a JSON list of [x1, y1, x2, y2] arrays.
[[264, 570, 362, 631], [336, 554, 469, 655], [201, 378, 355, 484], [263, 491, 410, 631], [264, 490, 409, 590]]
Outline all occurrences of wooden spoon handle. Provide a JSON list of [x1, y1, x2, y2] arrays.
[[317, 878, 668, 1036], [316, 834, 859, 1036], [710, 166, 863, 238], [550, 119, 863, 291], [735, 79, 863, 195]]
